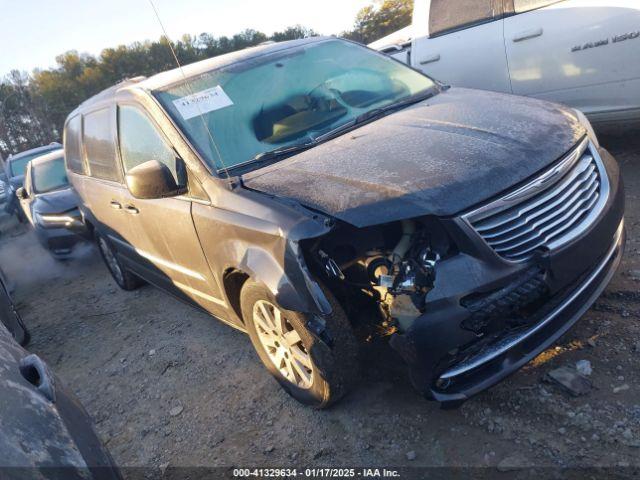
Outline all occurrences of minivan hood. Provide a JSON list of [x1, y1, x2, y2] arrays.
[[33, 187, 78, 215], [243, 88, 585, 227]]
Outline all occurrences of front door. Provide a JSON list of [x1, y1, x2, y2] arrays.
[[116, 104, 226, 315], [412, 0, 511, 93]]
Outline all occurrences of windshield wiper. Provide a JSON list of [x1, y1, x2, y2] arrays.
[[253, 141, 316, 162], [229, 141, 317, 174], [356, 90, 437, 123]]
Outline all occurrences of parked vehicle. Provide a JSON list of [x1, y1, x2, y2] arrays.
[[64, 37, 624, 408], [16, 150, 87, 259], [371, 0, 640, 125], [0, 267, 28, 346], [0, 309, 121, 479], [4, 143, 62, 221]]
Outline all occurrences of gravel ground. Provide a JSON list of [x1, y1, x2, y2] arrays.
[[1, 129, 639, 477]]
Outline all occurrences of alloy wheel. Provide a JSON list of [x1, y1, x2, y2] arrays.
[[252, 300, 314, 389]]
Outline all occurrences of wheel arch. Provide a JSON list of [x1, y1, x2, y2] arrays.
[[220, 244, 332, 326], [222, 268, 250, 325]]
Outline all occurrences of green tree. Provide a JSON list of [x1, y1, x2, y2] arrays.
[[342, 0, 413, 44]]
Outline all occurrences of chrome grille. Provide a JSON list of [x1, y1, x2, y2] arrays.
[[463, 139, 609, 262]]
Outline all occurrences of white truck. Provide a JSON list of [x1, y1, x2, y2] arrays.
[[370, 0, 640, 124]]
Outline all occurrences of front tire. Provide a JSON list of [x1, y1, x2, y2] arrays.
[[241, 280, 358, 408], [96, 233, 142, 291]]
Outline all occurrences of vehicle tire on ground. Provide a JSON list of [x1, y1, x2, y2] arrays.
[[95, 232, 142, 291], [240, 279, 359, 408]]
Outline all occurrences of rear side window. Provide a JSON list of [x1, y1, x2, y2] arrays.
[[64, 115, 84, 174], [513, 0, 564, 14], [83, 108, 121, 182], [118, 105, 181, 184], [429, 0, 501, 37]]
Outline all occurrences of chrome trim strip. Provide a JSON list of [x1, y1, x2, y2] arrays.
[[108, 236, 206, 281], [465, 137, 589, 221], [440, 219, 624, 380], [547, 144, 609, 251], [173, 280, 227, 307]]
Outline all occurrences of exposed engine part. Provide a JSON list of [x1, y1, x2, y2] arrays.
[[388, 294, 422, 332], [378, 274, 394, 288], [390, 220, 416, 263], [307, 216, 450, 335], [318, 249, 345, 280], [366, 256, 393, 284]]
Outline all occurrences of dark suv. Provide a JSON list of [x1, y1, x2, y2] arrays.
[[64, 38, 624, 408]]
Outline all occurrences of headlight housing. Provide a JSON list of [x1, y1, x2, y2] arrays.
[[35, 208, 83, 229], [573, 109, 599, 149]]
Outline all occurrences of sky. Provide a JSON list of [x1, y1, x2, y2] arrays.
[[0, 0, 371, 75]]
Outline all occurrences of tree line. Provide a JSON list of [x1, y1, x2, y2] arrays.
[[0, 0, 412, 158]]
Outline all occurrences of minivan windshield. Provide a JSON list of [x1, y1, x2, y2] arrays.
[[9, 147, 62, 178], [153, 39, 438, 173], [32, 155, 69, 194]]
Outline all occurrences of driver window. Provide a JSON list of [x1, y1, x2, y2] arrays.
[[429, 0, 501, 37], [118, 105, 184, 185]]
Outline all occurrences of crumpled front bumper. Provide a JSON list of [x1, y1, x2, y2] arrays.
[[389, 147, 625, 406]]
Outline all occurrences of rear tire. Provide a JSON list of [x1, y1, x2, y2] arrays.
[[241, 279, 359, 408], [96, 233, 142, 291]]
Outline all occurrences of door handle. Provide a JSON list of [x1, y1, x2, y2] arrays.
[[109, 201, 122, 210], [419, 54, 441, 65], [124, 205, 139, 215], [513, 28, 543, 42]]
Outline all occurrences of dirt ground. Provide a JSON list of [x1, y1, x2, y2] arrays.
[[1, 129, 639, 477]]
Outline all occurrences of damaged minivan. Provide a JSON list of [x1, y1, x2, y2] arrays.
[[64, 37, 624, 408]]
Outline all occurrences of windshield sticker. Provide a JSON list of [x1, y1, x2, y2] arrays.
[[173, 86, 233, 120]]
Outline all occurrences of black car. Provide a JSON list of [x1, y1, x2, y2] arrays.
[[4, 143, 62, 221], [0, 293, 121, 479], [64, 37, 624, 408], [16, 150, 87, 259]]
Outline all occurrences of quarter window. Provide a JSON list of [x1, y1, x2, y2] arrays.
[[118, 105, 181, 184], [429, 0, 501, 37], [513, 0, 564, 14], [64, 115, 84, 174], [83, 108, 120, 181]]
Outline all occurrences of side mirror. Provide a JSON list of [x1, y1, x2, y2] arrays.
[[125, 159, 186, 200], [16, 187, 28, 200]]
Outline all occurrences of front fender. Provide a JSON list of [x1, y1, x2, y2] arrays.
[[235, 242, 331, 315], [191, 194, 334, 318]]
